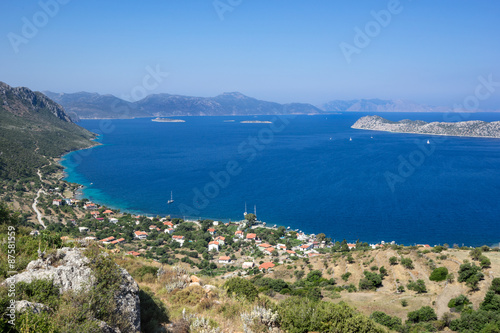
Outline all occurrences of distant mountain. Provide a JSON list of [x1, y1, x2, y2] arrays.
[[321, 99, 452, 113], [352, 115, 500, 138], [0, 82, 96, 180], [44, 91, 323, 119]]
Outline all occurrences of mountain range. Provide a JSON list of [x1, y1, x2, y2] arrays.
[[321, 99, 453, 113], [43, 91, 323, 119], [0, 81, 96, 180]]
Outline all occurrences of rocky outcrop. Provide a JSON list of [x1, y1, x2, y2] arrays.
[[3, 247, 141, 333], [15, 300, 49, 314], [352, 115, 500, 138]]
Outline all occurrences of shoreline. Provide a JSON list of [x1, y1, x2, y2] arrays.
[[352, 127, 500, 139]]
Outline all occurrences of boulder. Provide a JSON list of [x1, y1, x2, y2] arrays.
[[190, 275, 201, 283], [15, 300, 49, 314]]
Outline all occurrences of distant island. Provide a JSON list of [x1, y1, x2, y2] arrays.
[[152, 118, 185, 123], [240, 120, 272, 124], [352, 115, 500, 138]]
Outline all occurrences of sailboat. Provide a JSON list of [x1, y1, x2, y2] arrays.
[[349, 137, 352, 141], [427, 140, 430, 145], [243, 202, 247, 218], [167, 191, 174, 204]]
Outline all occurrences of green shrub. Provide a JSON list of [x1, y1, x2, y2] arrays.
[[407, 306, 437, 323], [448, 294, 471, 312], [429, 267, 448, 282], [458, 263, 484, 290], [341, 272, 351, 282], [370, 311, 402, 331], [224, 277, 258, 301], [16, 279, 60, 310], [277, 297, 386, 333], [401, 258, 414, 269], [407, 279, 427, 294], [359, 271, 382, 291]]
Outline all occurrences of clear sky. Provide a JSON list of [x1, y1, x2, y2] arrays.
[[1, 0, 499, 108]]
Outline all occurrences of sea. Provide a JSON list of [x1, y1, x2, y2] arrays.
[[61, 112, 500, 247]]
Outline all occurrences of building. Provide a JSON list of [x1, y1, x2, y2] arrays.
[[207, 228, 216, 235], [172, 235, 185, 246], [246, 233, 257, 241], [110, 238, 125, 245], [347, 243, 356, 250], [127, 251, 140, 256], [99, 236, 115, 244], [286, 250, 296, 255], [149, 225, 161, 231], [264, 247, 276, 254], [78, 227, 89, 233], [208, 241, 219, 252], [213, 221, 219, 226], [84, 203, 97, 210], [109, 218, 119, 224], [214, 236, 225, 246], [103, 209, 114, 215], [218, 256, 231, 264], [258, 243, 273, 251], [163, 221, 174, 228], [164, 228, 174, 234], [134, 231, 148, 240], [235, 230, 244, 239], [258, 262, 275, 271], [52, 199, 63, 206], [242, 262, 254, 269], [299, 244, 313, 251]]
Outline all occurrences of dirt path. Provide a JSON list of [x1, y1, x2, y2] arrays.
[[435, 283, 462, 317]]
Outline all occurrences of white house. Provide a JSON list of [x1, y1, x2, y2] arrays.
[[208, 241, 219, 252], [214, 236, 225, 246], [78, 227, 89, 233], [207, 228, 216, 235], [218, 256, 231, 264], [52, 199, 63, 206], [164, 228, 174, 234], [242, 262, 254, 269], [109, 218, 119, 224], [134, 231, 148, 240], [213, 221, 219, 226], [172, 235, 185, 246], [235, 230, 244, 239]]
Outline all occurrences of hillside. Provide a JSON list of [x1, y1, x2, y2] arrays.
[[352, 115, 500, 138], [44, 91, 323, 118], [0, 82, 96, 182], [322, 99, 452, 113]]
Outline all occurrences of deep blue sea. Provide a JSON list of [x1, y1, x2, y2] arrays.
[[61, 113, 500, 247]]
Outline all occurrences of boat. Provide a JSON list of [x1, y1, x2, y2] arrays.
[[371, 136, 373, 139], [167, 191, 174, 204], [427, 140, 430, 144], [349, 137, 352, 141], [243, 202, 247, 218]]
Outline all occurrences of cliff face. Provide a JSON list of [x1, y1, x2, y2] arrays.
[[4, 247, 141, 332], [352, 115, 500, 138]]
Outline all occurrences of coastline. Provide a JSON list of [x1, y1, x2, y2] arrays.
[[352, 127, 500, 139]]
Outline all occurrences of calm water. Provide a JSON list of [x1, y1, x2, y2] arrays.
[[61, 113, 500, 246]]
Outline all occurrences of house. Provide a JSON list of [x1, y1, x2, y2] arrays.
[[246, 233, 257, 241], [84, 236, 96, 241], [208, 241, 219, 252], [149, 225, 161, 231], [78, 227, 89, 233], [286, 250, 296, 255], [103, 209, 114, 215], [172, 235, 185, 246], [127, 251, 141, 256], [64, 199, 73, 206], [308, 253, 321, 258], [207, 228, 216, 235], [84, 203, 97, 210], [214, 236, 225, 246], [347, 243, 356, 250], [299, 244, 313, 251], [99, 236, 115, 244], [109, 218, 119, 224], [110, 238, 125, 245], [163, 221, 174, 228], [213, 221, 219, 226], [259, 262, 275, 271], [52, 199, 63, 206], [242, 262, 254, 269], [264, 247, 276, 254], [235, 230, 244, 239], [277, 244, 287, 251], [164, 228, 174, 234], [258, 243, 273, 251], [134, 231, 148, 240], [30, 230, 40, 236], [218, 256, 231, 264], [90, 211, 100, 217]]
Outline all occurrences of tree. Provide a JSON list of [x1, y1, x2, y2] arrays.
[[448, 294, 471, 312], [429, 267, 449, 282], [316, 233, 326, 243], [479, 255, 491, 269], [389, 256, 398, 265], [244, 213, 256, 224], [458, 263, 484, 290], [470, 248, 483, 261], [370, 311, 402, 331], [401, 258, 414, 269], [359, 271, 383, 291], [407, 306, 437, 323], [407, 279, 427, 294], [224, 277, 258, 301]]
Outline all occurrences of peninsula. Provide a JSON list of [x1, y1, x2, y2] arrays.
[[240, 120, 272, 124], [352, 115, 500, 138]]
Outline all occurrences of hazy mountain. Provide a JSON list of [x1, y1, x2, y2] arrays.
[[321, 99, 452, 113], [0, 82, 96, 180], [44, 91, 323, 118]]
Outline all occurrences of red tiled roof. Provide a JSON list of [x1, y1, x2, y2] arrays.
[[99, 236, 115, 242], [127, 251, 140, 256], [163, 221, 174, 226], [258, 243, 272, 248], [265, 247, 275, 252], [208, 228, 215, 232], [259, 262, 275, 270], [215, 236, 225, 240], [209, 241, 219, 245], [172, 235, 185, 239], [134, 231, 148, 236], [246, 233, 257, 239], [235, 230, 243, 234], [286, 250, 296, 254], [219, 256, 231, 260]]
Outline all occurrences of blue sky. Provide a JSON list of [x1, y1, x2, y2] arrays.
[[1, 0, 499, 108]]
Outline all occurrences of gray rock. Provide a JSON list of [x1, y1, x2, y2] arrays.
[[15, 300, 49, 314]]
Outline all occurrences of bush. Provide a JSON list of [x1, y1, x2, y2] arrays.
[[370, 311, 402, 331], [224, 277, 259, 301], [253, 277, 289, 293], [407, 306, 437, 323], [429, 267, 448, 282], [458, 263, 484, 290], [479, 255, 491, 269], [389, 256, 398, 265], [341, 272, 351, 282], [16, 279, 60, 310], [448, 294, 471, 312], [407, 279, 427, 294], [401, 258, 414, 269], [470, 248, 482, 260], [277, 297, 386, 333], [359, 271, 382, 291]]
